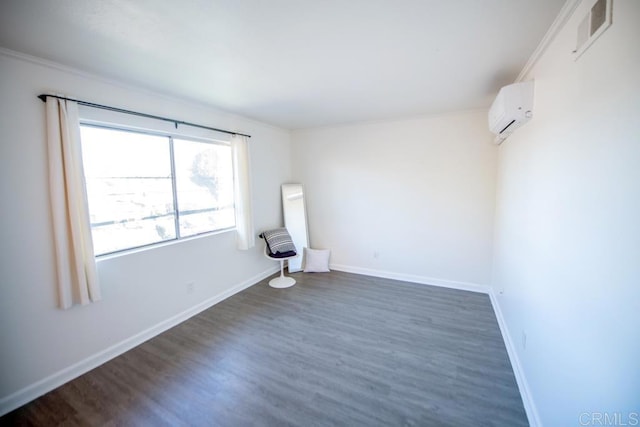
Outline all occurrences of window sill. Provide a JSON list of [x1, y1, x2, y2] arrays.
[[96, 227, 237, 262]]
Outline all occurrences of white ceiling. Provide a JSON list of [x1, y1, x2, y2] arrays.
[[0, 0, 565, 129]]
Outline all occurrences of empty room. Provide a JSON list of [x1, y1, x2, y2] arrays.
[[0, 0, 638, 426]]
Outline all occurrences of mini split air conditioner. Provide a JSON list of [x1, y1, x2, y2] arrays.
[[488, 80, 534, 144]]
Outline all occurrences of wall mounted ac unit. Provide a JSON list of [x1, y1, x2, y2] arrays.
[[488, 80, 534, 144]]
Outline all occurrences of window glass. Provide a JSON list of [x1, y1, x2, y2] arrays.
[[79, 125, 234, 256], [174, 138, 235, 237]]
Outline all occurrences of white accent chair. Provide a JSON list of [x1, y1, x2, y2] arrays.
[[264, 245, 297, 288]]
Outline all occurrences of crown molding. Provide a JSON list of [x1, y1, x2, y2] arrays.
[[0, 47, 287, 133], [516, 0, 582, 82]]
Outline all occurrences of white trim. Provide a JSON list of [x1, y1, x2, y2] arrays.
[[330, 263, 540, 426], [488, 289, 542, 427], [330, 263, 490, 294], [0, 47, 284, 133], [516, 0, 582, 82], [0, 266, 279, 417], [291, 108, 489, 132]]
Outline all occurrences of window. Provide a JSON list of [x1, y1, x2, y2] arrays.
[[80, 125, 235, 256]]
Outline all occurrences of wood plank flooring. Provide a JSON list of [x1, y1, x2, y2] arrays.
[[2, 271, 528, 426]]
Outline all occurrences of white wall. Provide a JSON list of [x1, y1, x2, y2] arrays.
[[291, 111, 498, 288], [0, 50, 291, 412], [492, 0, 640, 425], [4, 2, 638, 422]]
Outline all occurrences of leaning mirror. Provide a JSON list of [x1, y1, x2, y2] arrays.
[[282, 183, 309, 273]]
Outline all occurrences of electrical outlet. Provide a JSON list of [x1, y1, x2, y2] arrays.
[[522, 331, 527, 350], [186, 282, 195, 294]]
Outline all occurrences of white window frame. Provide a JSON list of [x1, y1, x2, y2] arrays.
[[79, 114, 236, 257]]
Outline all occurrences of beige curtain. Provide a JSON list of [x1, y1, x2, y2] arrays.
[[231, 134, 255, 250], [46, 97, 101, 309]]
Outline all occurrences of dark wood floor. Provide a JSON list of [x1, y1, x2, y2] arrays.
[[2, 271, 528, 426]]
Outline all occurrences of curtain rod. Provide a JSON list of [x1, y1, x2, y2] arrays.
[[37, 94, 251, 138]]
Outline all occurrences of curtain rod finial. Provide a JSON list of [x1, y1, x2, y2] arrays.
[[38, 94, 47, 103]]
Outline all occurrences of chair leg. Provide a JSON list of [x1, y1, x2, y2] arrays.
[[269, 258, 296, 288]]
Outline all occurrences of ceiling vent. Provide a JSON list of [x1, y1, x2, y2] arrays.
[[574, 0, 612, 60]]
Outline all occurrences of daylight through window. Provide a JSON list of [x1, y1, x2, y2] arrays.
[[80, 125, 235, 256]]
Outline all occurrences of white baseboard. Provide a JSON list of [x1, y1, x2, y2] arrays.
[[330, 263, 490, 294], [331, 263, 539, 427], [0, 266, 279, 417], [488, 289, 541, 427]]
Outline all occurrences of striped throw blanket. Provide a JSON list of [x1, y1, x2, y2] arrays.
[[260, 228, 297, 257]]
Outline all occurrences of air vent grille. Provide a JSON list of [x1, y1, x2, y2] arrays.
[[499, 120, 517, 135], [574, 0, 612, 60], [590, 0, 607, 36]]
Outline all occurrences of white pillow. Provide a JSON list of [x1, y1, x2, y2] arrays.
[[303, 248, 331, 273]]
